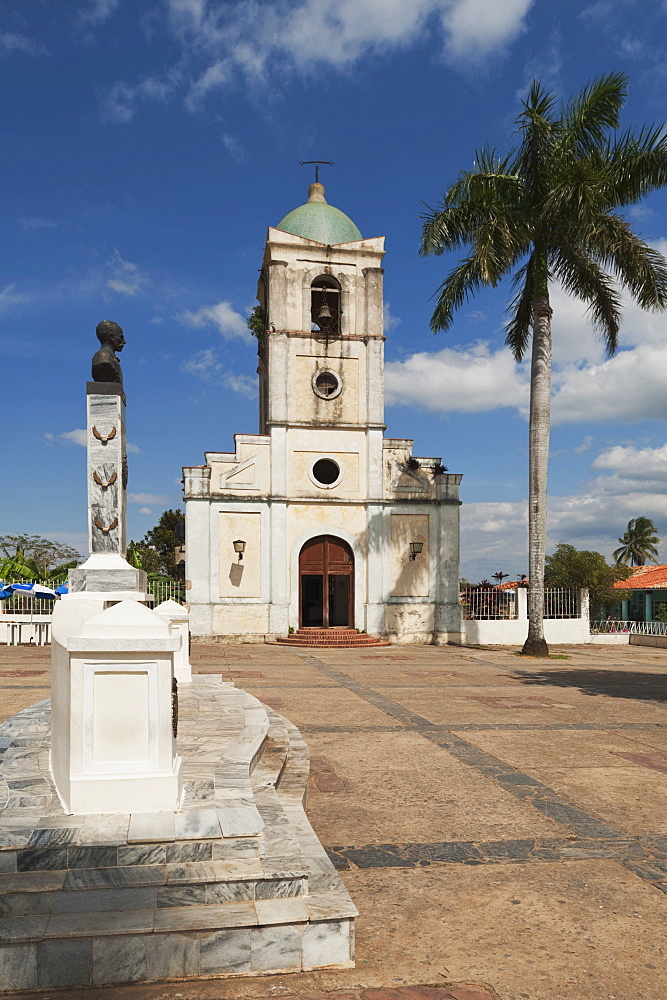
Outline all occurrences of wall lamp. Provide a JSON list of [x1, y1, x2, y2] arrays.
[[233, 539, 246, 561], [409, 541, 423, 561]]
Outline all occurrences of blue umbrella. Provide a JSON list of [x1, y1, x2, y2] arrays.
[[9, 583, 58, 599], [55, 584, 68, 596]]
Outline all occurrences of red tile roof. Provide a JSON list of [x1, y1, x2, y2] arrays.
[[613, 565, 667, 590]]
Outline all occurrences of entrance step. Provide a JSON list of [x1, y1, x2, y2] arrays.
[[276, 629, 390, 648]]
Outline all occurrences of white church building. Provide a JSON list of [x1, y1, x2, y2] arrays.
[[183, 180, 463, 644]]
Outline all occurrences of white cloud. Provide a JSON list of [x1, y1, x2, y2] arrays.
[[593, 442, 667, 483], [181, 347, 222, 379], [551, 344, 667, 425], [0, 283, 27, 314], [104, 0, 534, 119], [221, 131, 244, 161], [386, 237, 667, 426], [45, 428, 143, 453], [0, 32, 47, 56], [128, 493, 169, 504], [102, 75, 176, 123], [139, 506, 153, 515], [385, 341, 529, 414], [20, 217, 57, 231], [77, 0, 120, 28], [181, 348, 257, 397], [45, 428, 87, 447], [106, 251, 147, 296], [461, 481, 667, 582], [178, 300, 249, 340], [440, 0, 532, 62], [383, 302, 401, 333], [575, 435, 594, 454]]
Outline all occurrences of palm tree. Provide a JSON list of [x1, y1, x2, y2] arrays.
[[613, 517, 660, 566], [492, 571, 510, 586], [420, 73, 667, 656]]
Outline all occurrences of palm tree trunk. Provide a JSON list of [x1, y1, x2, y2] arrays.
[[522, 295, 552, 657]]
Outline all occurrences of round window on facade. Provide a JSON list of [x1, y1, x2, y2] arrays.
[[312, 369, 342, 400], [311, 458, 341, 488]]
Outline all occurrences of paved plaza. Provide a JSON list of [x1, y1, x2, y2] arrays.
[[3, 640, 667, 1000]]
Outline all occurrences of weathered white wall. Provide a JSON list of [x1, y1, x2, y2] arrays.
[[218, 511, 262, 598], [389, 513, 429, 597]]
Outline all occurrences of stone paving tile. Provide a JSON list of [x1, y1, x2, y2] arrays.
[[4, 642, 667, 999]]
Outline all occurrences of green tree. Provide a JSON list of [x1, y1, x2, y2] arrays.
[[613, 516, 660, 566], [545, 544, 632, 620], [0, 534, 81, 581], [420, 73, 667, 656], [247, 306, 266, 340], [128, 510, 184, 579]]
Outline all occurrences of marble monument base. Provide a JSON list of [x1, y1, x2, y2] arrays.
[[0, 679, 356, 991], [68, 553, 148, 598]]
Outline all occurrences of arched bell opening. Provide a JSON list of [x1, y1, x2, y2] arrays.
[[299, 534, 354, 628], [311, 275, 341, 340]]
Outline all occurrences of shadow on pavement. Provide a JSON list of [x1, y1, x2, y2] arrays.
[[511, 668, 667, 702]]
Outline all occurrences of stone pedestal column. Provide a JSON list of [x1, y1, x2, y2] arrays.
[[69, 382, 147, 598], [51, 600, 182, 814], [155, 599, 192, 683]]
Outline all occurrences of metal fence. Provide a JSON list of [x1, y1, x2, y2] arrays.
[[147, 580, 186, 606], [0, 581, 57, 616], [461, 587, 580, 620], [1, 578, 186, 614], [460, 588, 518, 620], [541, 587, 580, 619], [591, 619, 667, 636]]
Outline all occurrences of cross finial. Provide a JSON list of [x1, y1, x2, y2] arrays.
[[300, 160, 334, 184]]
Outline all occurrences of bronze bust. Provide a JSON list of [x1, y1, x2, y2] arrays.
[[92, 320, 125, 383]]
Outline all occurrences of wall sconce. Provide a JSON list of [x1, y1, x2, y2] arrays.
[[233, 539, 246, 561], [409, 541, 423, 561]]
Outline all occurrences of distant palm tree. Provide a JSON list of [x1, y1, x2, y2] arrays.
[[420, 73, 667, 656], [492, 571, 510, 586], [613, 517, 660, 567]]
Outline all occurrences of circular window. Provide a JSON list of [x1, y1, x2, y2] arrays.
[[311, 458, 341, 487], [312, 369, 342, 400]]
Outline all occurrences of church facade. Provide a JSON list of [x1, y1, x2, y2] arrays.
[[182, 182, 463, 644]]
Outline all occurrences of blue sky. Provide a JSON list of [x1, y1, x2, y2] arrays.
[[3, 0, 667, 582]]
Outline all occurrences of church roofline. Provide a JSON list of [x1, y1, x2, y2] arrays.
[[265, 227, 385, 254]]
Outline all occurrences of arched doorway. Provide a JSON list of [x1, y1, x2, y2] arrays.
[[299, 535, 354, 628]]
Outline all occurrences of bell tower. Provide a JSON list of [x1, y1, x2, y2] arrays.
[[256, 180, 386, 500], [183, 175, 463, 646]]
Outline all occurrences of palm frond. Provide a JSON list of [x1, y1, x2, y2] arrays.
[[420, 201, 523, 257], [551, 243, 621, 355], [562, 72, 627, 156], [429, 256, 492, 333], [505, 254, 536, 361], [605, 125, 667, 206], [585, 213, 667, 311]]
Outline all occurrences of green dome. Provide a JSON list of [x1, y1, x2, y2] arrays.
[[276, 182, 362, 244]]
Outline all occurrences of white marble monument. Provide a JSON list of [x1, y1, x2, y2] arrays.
[[51, 599, 183, 814], [68, 321, 148, 601], [155, 598, 192, 683]]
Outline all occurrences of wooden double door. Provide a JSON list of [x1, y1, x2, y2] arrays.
[[299, 535, 354, 628]]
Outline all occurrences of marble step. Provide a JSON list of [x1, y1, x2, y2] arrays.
[[0, 861, 309, 927], [0, 681, 357, 989]]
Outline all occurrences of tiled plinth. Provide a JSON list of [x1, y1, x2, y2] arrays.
[[0, 678, 356, 991]]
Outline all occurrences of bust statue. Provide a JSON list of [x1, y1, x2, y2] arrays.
[[92, 320, 125, 383]]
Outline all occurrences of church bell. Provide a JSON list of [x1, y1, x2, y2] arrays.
[[317, 294, 333, 323]]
